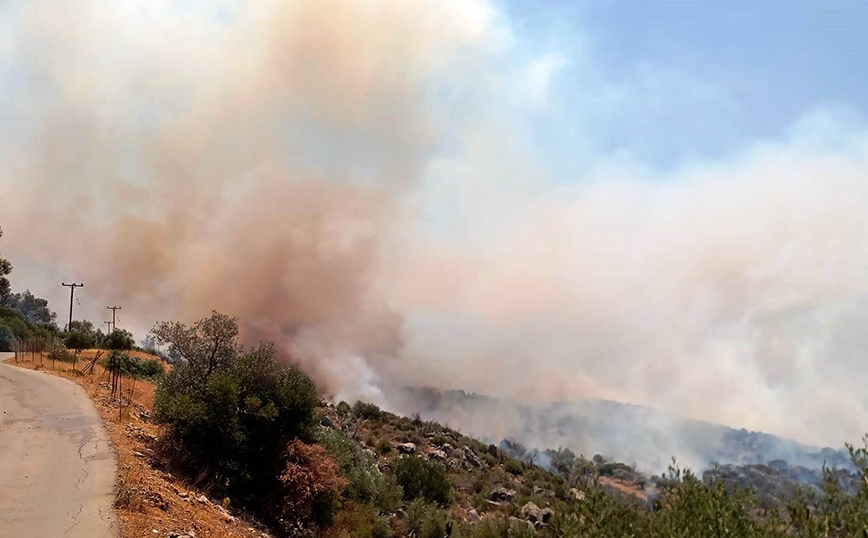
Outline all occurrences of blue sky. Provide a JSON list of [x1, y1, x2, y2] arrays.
[[498, 0, 868, 173]]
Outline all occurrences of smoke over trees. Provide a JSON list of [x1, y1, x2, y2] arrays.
[[1, 0, 868, 461]]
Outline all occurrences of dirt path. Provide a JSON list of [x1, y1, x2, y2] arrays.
[[0, 354, 118, 537]]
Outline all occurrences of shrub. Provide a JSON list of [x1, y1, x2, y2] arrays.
[[503, 459, 523, 476], [376, 438, 392, 455], [461, 518, 534, 538], [64, 328, 95, 368], [316, 428, 402, 513], [113, 477, 145, 512], [101, 355, 165, 379], [331, 503, 393, 538], [336, 401, 351, 416], [403, 499, 447, 538], [278, 440, 347, 529], [0, 322, 14, 351], [152, 313, 319, 505], [392, 456, 451, 506], [353, 400, 383, 421], [134, 358, 165, 378], [105, 328, 135, 351], [48, 345, 75, 363]]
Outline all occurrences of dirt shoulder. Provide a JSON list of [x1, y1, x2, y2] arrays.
[[4, 351, 269, 538]]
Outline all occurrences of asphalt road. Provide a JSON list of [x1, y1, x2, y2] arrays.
[[0, 355, 118, 537]]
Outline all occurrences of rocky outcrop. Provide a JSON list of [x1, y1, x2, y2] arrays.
[[396, 442, 416, 455], [521, 502, 554, 526], [489, 487, 517, 502], [428, 449, 447, 462]]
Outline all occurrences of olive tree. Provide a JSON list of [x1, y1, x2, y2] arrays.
[[151, 312, 319, 505]]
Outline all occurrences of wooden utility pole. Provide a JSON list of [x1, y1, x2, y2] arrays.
[[61, 282, 84, 330], [107, 306, 121, 332], [104, 321, 113, 334]]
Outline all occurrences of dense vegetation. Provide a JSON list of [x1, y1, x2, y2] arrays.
[[151, 312, 321, 531], [142, 312, 868, 537]]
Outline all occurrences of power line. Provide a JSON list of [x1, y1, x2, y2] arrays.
[[61, 282, 84, 331]]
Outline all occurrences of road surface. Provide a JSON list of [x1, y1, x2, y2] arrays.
[[0, 355, 118, 537]]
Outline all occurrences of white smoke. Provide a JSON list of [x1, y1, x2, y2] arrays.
[[1, 1, 867, 458]]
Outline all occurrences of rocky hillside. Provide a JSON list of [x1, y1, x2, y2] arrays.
[[390, 388, 851, 473]]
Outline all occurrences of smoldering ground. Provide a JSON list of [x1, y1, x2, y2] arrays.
[[2, 1, 868, 469]]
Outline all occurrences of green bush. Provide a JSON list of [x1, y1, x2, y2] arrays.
[[376, 438, 392, 455], [353, 400, 384, 421], [48, 344, 75, 363], [0, 322, 15, 351], [503, 459, 523, 476], [336, 401, 351, 416], [101, 355, 165, 379], [134, 358, 165, 378], [105, 328, 135, 351], [0, 306, 57, 351], [337, 503, 393, 538], [392, 456, 451, 506], [315, 428, 402, 513], [403, 499, 447, 538], [153, 314, 318, 504], [458, 518, 534, 538]]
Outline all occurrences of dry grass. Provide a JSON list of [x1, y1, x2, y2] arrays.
[[5, 352, 269, 538]]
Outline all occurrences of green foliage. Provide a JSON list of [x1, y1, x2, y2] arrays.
[[0, 230, 57, 349], [0, 227, 11, 300], [0, 321, 16, 351], [503, 459, 523, 476], [100, 354, 165, 379], [106, 328, 135, 351], [651, 466, 783, 538], [353, 400, 384, 421], [0, 305, 57, 351], [392, 456, 451, 506], [152, 313, 319, 503], [376, 438, 393, 455], [541, 445, 868, 538], [152, 311, 240, 377], [336, 400, 351, 416], [65, 327, 95, 354], [457, 519, 534, 538], [316, 427, 402, 513], [48, 345, 75, 364], [134, 358, 165, 378], [5, 290, 56, 325], [403, 499, 447, 538], [336, 503, 393, 538]]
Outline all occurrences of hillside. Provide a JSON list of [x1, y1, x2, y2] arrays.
[[7, 336, 868, 538], [390, 388, 851, 473]]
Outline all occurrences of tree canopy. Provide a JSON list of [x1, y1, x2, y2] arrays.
[[4, 290, 56, 325], [106, 328, 135, 351], [0, 227, 11, 301]]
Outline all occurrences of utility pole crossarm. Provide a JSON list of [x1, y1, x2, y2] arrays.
[[107, 305, 122, 332], [61, 282, 84, 331]]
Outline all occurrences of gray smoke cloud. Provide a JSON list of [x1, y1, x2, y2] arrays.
[[2, 1, 868, 466]]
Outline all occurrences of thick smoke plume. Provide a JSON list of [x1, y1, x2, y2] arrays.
[[3, 1, 868, 465]]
